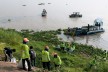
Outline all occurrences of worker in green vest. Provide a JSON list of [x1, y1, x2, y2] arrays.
[[66, 42, 71, 52], [42, 46, 50, 71], [69, 44, 76, 54], [84, 56, 97, 71], [103, 50, 107, 61], [60, 42, 65, 51], [21, 38, 32, 71], [53, 53, 62, 69], [89, 56, 97, 69]]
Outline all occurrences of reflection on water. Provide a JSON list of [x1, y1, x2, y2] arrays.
[[0, 0, 108, 50]]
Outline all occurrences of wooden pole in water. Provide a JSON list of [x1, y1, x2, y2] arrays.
[[86, 24, 90, 44], [88, 24, 90, 32], [86, 35, 89, 44], [72, 30, 76, 42]]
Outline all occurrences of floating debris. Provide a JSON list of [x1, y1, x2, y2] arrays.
[[22, 5, 26, 6], [8, 19, 11, 22], [48, 3, 51, 4]]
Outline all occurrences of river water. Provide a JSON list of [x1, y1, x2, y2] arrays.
[[0, 0, 108, 50]]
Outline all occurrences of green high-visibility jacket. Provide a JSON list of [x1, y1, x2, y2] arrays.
[[66, 44, 71, 48], [91, 59, 96, 65], [54, 56, 62, 65], [42, 50, 50, 62], [21, 44, 30, 59], [60, 43, 65, 47], [72, 45, 75, 50]]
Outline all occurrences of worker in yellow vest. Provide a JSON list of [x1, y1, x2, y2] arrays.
[[53, 53, 62, 69], [42, 46, 50, 71], [60, 42, 65, 51], [21, 38, 32, 71]]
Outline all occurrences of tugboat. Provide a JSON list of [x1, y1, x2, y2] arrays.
[[64, 18, 105, 36], [69, 12, 82, 18], [41, 9, 47, 17]]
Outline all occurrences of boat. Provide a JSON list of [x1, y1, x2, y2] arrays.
[[64, 19, 105, 36], [42, 12, 47, 16], [38, 3, 45, 5], [41, 9, 47, 17], [69, 12, 82, 18]]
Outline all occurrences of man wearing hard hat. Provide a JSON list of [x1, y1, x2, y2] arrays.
[[42, 46, 50, 71], [53, 53, 62, 68], [21, 38, 32, 71]]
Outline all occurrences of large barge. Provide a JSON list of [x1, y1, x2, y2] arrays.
[[64, 18, 105, 36]]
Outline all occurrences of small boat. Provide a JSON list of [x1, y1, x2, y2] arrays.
[[41, 9, 47, 17], [69, 12, 82, 18], [42, 12, 47, 16], [38, 3, 45, 5]]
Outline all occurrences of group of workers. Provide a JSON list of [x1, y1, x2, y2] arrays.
[[55, 42, 75, 54], [42, 46, 62, 71], [3, 37, 107, 72], [4, 38, 61, 71]]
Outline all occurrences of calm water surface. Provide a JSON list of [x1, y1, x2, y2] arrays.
[[0, 0, 108, 50]]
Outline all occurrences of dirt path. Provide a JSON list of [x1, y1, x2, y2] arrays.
[[0, 61, 40, 72], [0, 61, 27, 72]]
